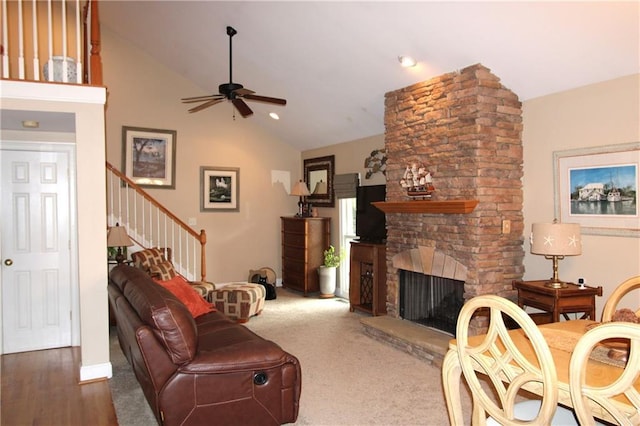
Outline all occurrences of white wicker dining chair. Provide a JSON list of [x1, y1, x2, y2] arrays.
[[601, 275, 640, 322], [569, 321, 640, 426], [442, 294, 577, 425]]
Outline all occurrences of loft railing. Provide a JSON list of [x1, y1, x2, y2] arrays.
[[1, 0, 102, 85], [106, 162, 208, 282]]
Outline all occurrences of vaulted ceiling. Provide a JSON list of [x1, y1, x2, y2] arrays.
[[99, 1, 639, 151]]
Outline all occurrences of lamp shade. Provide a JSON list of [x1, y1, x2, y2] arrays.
[[530, 222, 581, 256], [313, 180, 328, 195], [107, 225, 133, 248], [290, 180, 310, 197]]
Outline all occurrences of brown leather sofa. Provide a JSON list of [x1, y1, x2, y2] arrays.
[[108, 265, 301, 425]]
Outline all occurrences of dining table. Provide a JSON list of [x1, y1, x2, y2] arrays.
[[443, 319, 640, 424]]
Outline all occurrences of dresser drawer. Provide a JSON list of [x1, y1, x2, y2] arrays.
[[283, 245, 306, 260], [282, 219, 306, 234], [283, 258, 306, 274], [282, 232, 307, 247]]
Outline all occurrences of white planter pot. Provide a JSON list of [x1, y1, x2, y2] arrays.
[[318, 266, 337, 298]]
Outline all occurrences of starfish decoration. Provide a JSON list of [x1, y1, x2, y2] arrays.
[[568, 234, 579, 247]]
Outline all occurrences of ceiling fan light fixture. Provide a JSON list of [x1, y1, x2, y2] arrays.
[[398, 55, 417, 68], [269, 112, 280, 120]]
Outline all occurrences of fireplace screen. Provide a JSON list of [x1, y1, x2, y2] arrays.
[[399, 270, 464, 335]]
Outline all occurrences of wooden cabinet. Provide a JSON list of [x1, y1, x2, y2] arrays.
[[349, 242, 387, 316], [281, 217, 330, 296]]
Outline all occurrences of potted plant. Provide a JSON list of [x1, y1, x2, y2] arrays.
[[318, 245, 344, 298]]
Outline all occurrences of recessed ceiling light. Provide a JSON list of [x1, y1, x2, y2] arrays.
[[398, 55, 417, 68], [269, 112, 280, 120], [22, 120, 40, 128]]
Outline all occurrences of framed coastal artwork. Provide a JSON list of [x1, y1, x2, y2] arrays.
[[200, 166, 239, 212], [122, 126, 177, 189], [553, 142, 639, 237]]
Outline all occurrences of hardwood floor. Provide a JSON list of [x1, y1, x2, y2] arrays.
[[1, 346, 118, 425]]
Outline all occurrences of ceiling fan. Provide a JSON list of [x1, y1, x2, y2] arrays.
[[181, 26, 287, 117]]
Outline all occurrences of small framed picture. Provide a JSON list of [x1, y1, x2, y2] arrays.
[[200, 166, 240, 212], [122, 126, 176, 189]]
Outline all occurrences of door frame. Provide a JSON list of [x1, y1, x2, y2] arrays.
[[0, 140, 80, 353]]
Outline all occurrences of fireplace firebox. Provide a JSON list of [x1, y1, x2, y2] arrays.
[[399, 269, 464, 335]]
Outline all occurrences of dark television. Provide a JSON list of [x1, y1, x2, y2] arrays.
[[356, 184, 386, 243]]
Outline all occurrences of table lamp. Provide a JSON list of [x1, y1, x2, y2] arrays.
[[290, 180, 310, 217], [530, 220, 581, 288], [107, 223, 134, 264]]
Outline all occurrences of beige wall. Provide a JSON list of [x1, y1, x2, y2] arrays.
[[522, 74, 640, 314], [102, 28, 302, 283]]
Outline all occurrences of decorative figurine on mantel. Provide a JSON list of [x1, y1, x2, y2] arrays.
[[400, 163, 435, 199]]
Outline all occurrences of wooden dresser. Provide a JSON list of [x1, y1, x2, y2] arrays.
[[281, 217, 330, 296]]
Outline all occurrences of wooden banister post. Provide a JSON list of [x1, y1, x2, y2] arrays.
[[199, 229, 207, 282], [89, 0, 102, 85]]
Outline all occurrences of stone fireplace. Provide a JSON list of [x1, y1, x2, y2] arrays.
[[380, 64, 525, 335]]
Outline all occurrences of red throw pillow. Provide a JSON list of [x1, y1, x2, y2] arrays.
[[154, 275, 215, 318]]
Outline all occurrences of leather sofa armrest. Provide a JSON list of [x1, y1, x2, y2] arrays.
[[179, 339, 294, 375]]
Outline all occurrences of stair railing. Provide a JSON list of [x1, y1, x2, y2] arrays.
[[1, 0, 102, 85], [106, 162, 207, 282]]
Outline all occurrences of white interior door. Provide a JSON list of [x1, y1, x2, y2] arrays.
[[1, 149, 72, 353]]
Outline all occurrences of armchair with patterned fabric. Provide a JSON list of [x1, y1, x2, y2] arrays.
[[130, 247, 215, 299]]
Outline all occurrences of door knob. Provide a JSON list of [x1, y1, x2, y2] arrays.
[[4, 259, 13, 266]]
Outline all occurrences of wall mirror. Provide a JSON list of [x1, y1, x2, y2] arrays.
[[304, 155, 335, 207]]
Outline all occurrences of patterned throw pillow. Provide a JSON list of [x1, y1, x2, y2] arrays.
[[149, 261, 177, 280], [133, 248, 166, 272]]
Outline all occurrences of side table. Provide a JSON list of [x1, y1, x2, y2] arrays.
[[512, 280, 603, 324]]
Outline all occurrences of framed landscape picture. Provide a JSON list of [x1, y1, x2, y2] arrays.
[[554, 142, 639, 237], [200, 166, 240, 212], [122, 126, 176, 189]]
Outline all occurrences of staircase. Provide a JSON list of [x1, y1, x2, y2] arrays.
[[106, 162, 207, 281]]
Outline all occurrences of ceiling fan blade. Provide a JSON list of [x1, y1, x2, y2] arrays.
[[242, 94, 287, 105], [181, 94, 222, 102], [182, 96, 223, 104], [234, 88, 255, 96], [232, 98, 253, 117], [188, 99, 224, 113]]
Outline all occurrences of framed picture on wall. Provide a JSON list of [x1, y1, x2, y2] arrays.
[[122, 126, 177, 189], [200, 166, 240, 212], [553, 142, 639, 237]]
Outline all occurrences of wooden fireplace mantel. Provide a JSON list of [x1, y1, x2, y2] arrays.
[[372, 199, 479, 214]]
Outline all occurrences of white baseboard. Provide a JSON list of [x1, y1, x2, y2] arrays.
[[80, 361, 112, 382]]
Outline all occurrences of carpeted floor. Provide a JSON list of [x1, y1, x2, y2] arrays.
[[109, 331, 156, 425], [109, 287, 471, 425]]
